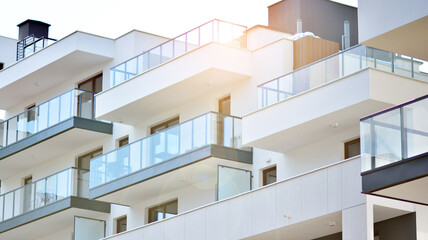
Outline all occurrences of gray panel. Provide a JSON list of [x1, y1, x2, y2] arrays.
[[268, 0, 358, 49], [90, 145, 253, 199], [362, 152, 428, 193], [0, 117, 112, 160], [0, 196, 110, 234]]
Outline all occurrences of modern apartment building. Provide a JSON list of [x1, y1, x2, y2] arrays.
[[0, 0, 427, 240]]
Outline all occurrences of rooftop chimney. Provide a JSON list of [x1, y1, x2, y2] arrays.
[[17, 19, 50, 41]]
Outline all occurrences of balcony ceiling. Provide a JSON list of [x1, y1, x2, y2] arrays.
[[0, 127, 110, 179], [374, 176, 428, 206], [362, 16, 428, 61]]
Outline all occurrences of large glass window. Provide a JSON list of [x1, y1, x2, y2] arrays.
[[148, 200, 178, 223]]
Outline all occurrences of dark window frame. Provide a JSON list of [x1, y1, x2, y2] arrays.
[[150, 116, 179, 135], [77, 147, 103, 170], [148, 199, 178, 223], [23, 176, 32, 186], [116, 216, 127, 234], [262, 166, 277, 186], [218, 95, 231, 115], [344, 138, 360, 159], [77, 73, 103, 93], [118, 136, 129, 148]]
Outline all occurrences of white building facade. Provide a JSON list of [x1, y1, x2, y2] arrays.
[[0, 1, 427, 240]]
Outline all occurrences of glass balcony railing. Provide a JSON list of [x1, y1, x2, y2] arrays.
[[258, 45, 428, 108], [0, 89, 97, 149], [16, 34, 57, 61], [360, 95, 428, 172], [109, 19, 247, 87], [0, 168, 89, 222], [90, 112, 248, 188]]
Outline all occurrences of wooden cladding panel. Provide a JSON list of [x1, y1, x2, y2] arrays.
[[293, 36, 339, 70]]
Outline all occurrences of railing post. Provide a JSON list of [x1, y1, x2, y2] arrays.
[[185, 33, 188, 52], [370, 117, 376, 170], [16, 116, 19, 142], [198, 27, 201, 46], [12, 191, 15, 218], [400, 107, 408, 160], [391, 53, 395, 73], [411, 57, 414, 78], [172, 39, 175, 58], [2, 195, 5, 221]]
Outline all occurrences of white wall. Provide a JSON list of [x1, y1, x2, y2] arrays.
[[358, 0, 428, 43], [0, 36, 17, 68]]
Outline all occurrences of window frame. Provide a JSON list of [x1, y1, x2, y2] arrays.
[[77, 73, 103, 93], [262, 166, 277, 186], [344, 138, 360, 159], [115, 215, 127, 234], [148, 199, 178, 224], [150, 116, 179, 135]]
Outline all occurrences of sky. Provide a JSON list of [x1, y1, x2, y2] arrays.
[[0, 0, 358, 41]]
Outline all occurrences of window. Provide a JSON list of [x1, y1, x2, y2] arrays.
[[148, 199, 178, 223], [23, 176, 32, 185], [118, 136, 129, 148], [219, 95, 231, 115], [345, 138, 360, 159], [263, 166, 277, 186], [0, 62, 3, 70], [77, 147, 103, 170], [150, 117, 179, 135], [116, 216, 127, 234], [78, 73, 103, 93]]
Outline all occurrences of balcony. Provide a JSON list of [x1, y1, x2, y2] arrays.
[[0, 168, 110, 239], [0, 89, 112, 179], [243, 45, 428, 152], [360, 94, 428, 205], [101, 157, 364, 240], [89, 112, 252, 204], [16, 34, 57, 61], [0, 31, 114, 109], [96, 20, 251, 124], [109, 19, 247, 88]]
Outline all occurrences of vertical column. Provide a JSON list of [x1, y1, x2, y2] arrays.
[[342, 203, 372, 240]]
